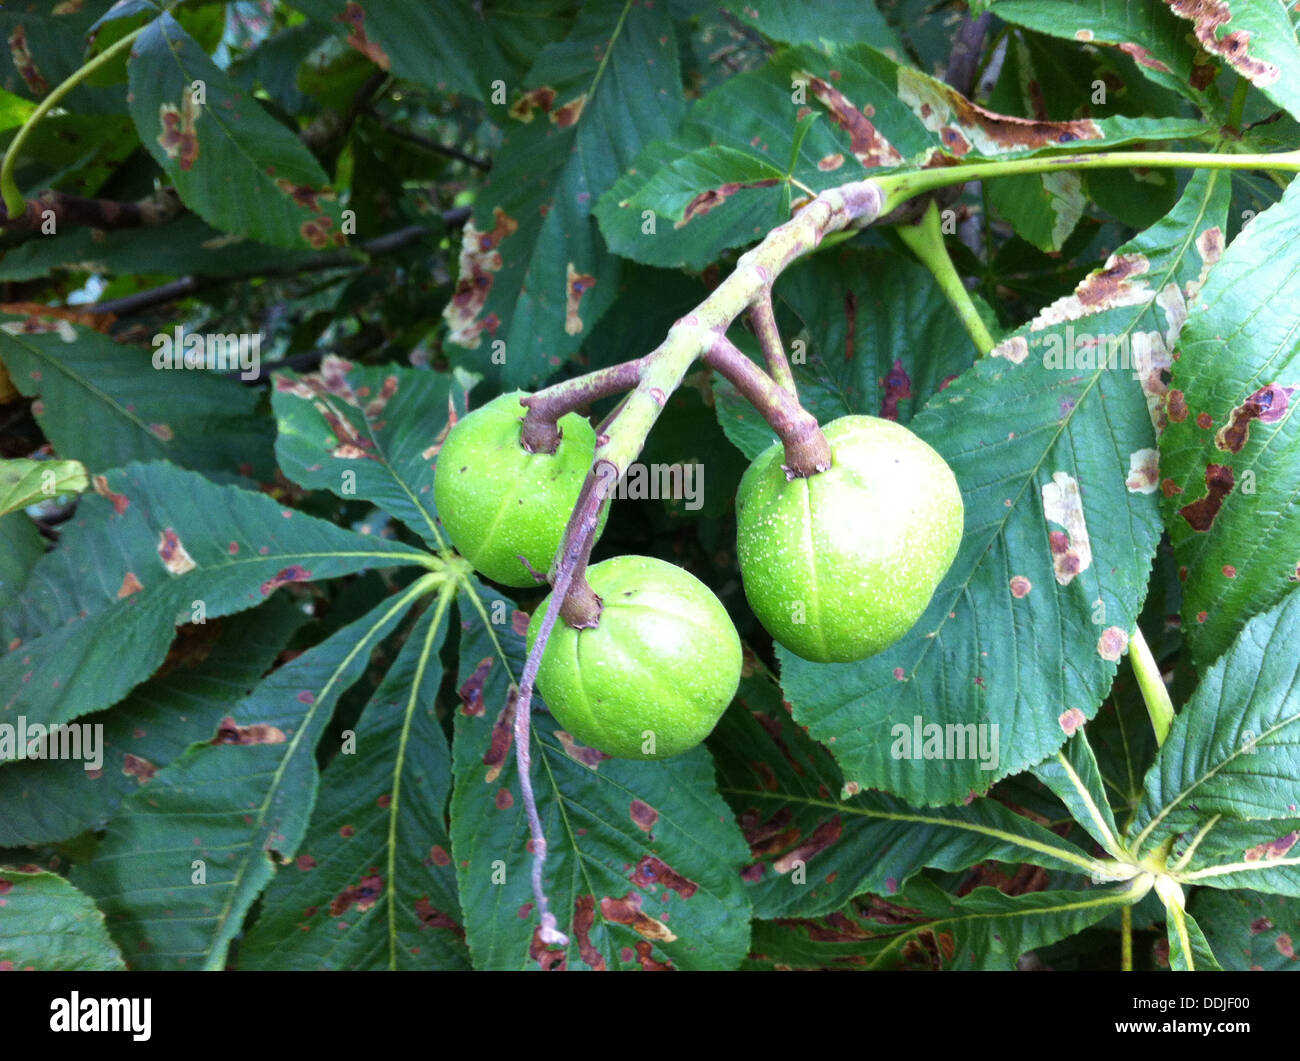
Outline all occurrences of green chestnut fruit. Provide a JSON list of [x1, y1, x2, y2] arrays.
[[434, 390, 604, 587], [526, 555, 742, 760], [735, 414, 963, 663]]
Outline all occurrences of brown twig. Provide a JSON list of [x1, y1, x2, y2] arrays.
[[746, 291, 796, 395], [0, 187, 182, 231]]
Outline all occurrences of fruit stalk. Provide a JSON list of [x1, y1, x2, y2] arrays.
[[519, 358, 647, 453], [747, 292, 797, 396], [703, 334, 830, 477]]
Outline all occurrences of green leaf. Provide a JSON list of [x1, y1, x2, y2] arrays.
[[128, 13, 345, 250], [778, 169, 1230, 805], [0, 513, 43, 613], [973, 0, 1213, 106], [239, 592, 470, 970], [1163, 0, 1300, 121], [0, 1, 129, 115], [746, 876, 1142, 970], [1192, 888, 1300, 969], [732, 0, 905, 54], [444, 0, 686, 385], [987, 170, 1087, 253], [0, 457, 87, 518], [449, 581, 752, 970], [1033, 731, 1123, 857], [0, 869, 125, 971], [0, 598, 305, 847], [1174, 818, 1300, 897], [0, 214, 325, 282], [1160, 176, 1300, 666], [272, 356, 471, 551], [711, 662, 1105, 919], [0, 313, 272, 477], [288, 0, 513, 100], [595, 144, 789, 270], [71, 580, 430, 970], [1130, 590, 1300, 857], [1166, 904, 1222, 971], [0, 461, 425, 730]]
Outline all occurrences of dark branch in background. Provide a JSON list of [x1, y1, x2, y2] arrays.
[[944, 10, 994, 99], [0, 187, 182, 231], [86, 211, 470, 318], [300, 70, 390, 163], [363, 112, 492, 171]]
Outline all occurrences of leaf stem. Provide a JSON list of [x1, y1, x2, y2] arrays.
[[1, 26, 147, 220], [874, 148, 1300, 216], [1129, 626, 1174, 748], [895, 200, 996, 356], [1121, 904, 1133, 971]]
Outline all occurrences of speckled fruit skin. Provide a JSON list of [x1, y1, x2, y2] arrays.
[[526, 556, 742, 760], [434, 391, 604, 587], [736, 415, 963, 663]]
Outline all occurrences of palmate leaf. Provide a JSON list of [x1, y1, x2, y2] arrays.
[[0, 313, 272, 477], [777, 167, 1231, 806], [0, 598, 304, 847], [1159, 176, 1300, 666], [597, 41, 1205, 269], [71, 579, 430, 970], [0, 869, 125, 972], [448, 582, 752, 971], [272, 356, 471, 551], [746, 876, 1142, 970], [0, 461, 425, 731], [1129, 589, 1300, 859], [239, 591, 468, 970], [1191, 888, 1300, 969], [710, 662, 1105, 920], [732, 0, 905, 54], [442, 0, 686, 386], [128, 13, 345, 250]]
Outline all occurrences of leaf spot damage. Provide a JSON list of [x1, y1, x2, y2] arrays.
[[1096, 626, 1129, 661], [443, 208, 517, 348], [260, 564, 312, 595], [564, 262, 597, 336], [458, 658, 492, 716], [211, 715, 287, 745], [1041, 471, 1092, 584], [157, 529, 197, 575], [1166, 0, 1280, 87], [1178, 462, 1234, 531], [335, 2, 390, 70], [798, 73, 902, 167], [554, 729, 609, 769], [1125, 448, 1160, 494], [629, 799, 659, 832], [157, 95, 201, 171], [631, 856, 698, 898], [1215, 383, 1295, 453], [599, 892, 678, 942], [674, 179, 781, 229], [898, 67, 1101, 156]]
